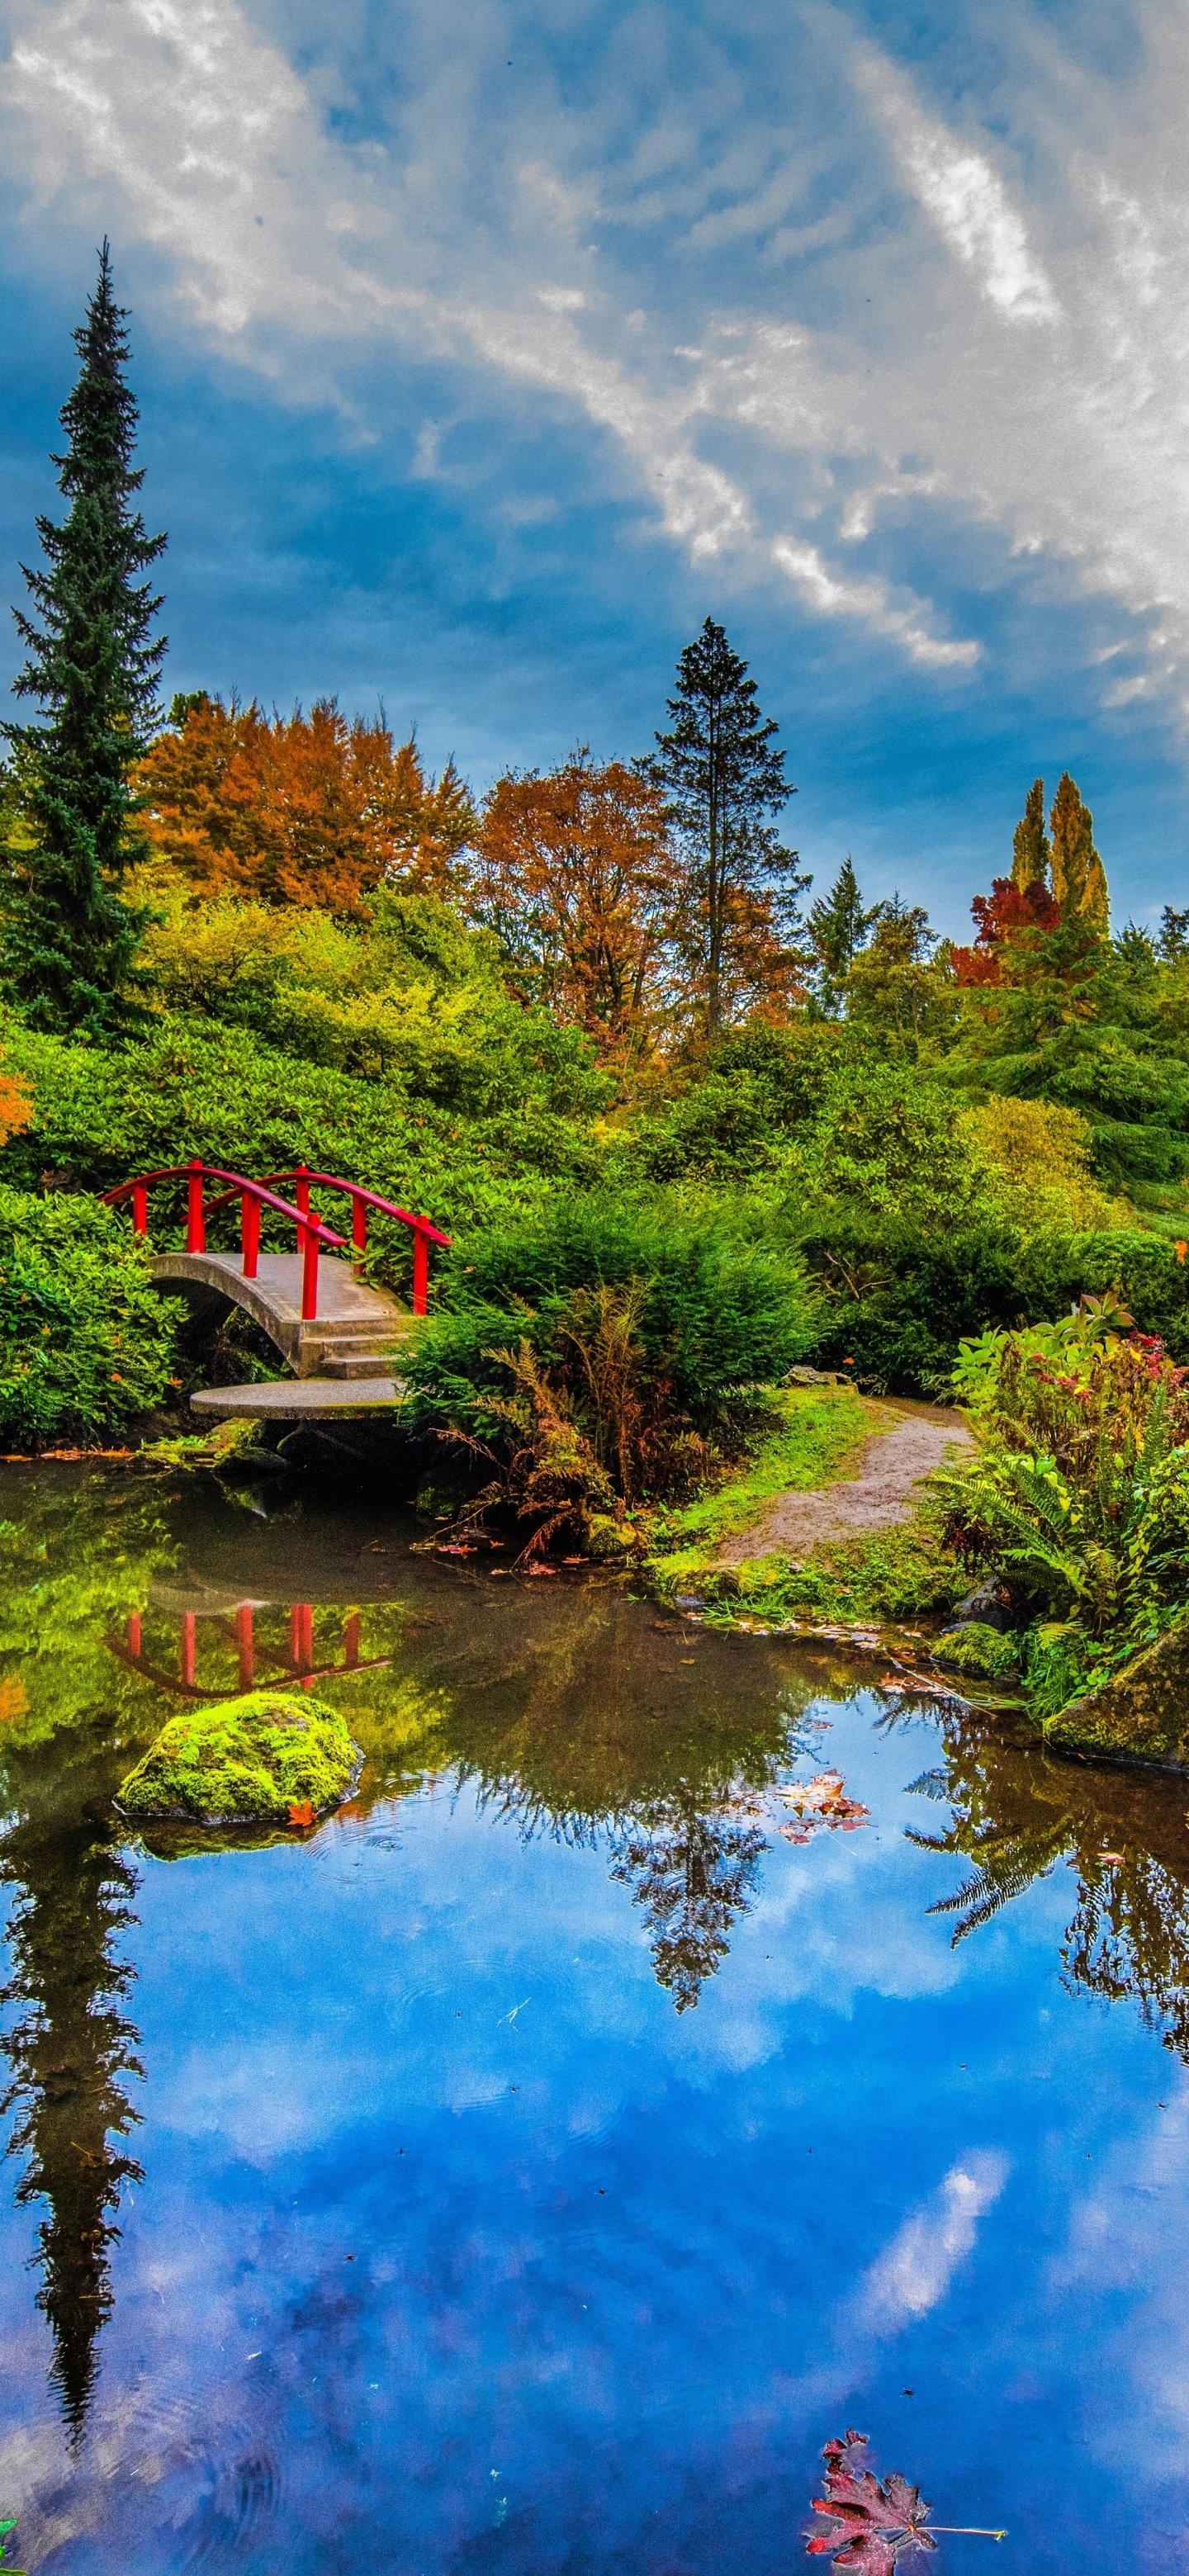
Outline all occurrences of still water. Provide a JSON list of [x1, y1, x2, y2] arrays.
[[2, 1464, 1189, 2572]]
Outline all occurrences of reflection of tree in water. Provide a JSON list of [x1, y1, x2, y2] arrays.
[[609, 1789, 767, 2012], [907, 1707, 1189, 2058], [1, 1819, 144, 2438]]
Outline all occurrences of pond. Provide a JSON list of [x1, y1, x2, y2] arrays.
[[2, 1464, 1188, 2573]]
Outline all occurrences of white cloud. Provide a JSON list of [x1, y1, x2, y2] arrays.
[[7, 0, 1189, 706], [855, 2150, 1009, 2331], [855, 52, 1061, 325]]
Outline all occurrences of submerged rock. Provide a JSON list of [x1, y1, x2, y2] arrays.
[[116, 1689, 361, 1825], [1047, 1622, 1189, 1769]]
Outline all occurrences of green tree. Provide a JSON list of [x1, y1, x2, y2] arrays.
[[644, 618, 803, 1039], [1011, 777, 1050, 893], [844, 895, 957, 1056], [807, 855, 881, 1016], [2, 244, 166, 1035]]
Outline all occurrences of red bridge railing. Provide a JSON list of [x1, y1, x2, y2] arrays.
[[102, 1159, 450, 1319]]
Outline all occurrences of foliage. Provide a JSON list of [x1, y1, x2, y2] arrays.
[[642, 617, 806, 1036], [933, 1620, 1021, 1679], [0, 2518, 26, 2574], [1, 245, 165, 1035], [842, 897, 958, 1055], [940, 1297, 1189, 1716], [131, 878, 604, 1110], [957, 1096, 1124, 1232], [0, 1187, 179, 1448], [469, 751, 675, 1057], [116, 1689, 358, 1822], [136, 694, 473, 914]]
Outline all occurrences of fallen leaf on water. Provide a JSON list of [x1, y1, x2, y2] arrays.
[[287, 1800, 316, 1829], [807, 2430, 1005, 2569], [1100, 1852, 1124, 1866]]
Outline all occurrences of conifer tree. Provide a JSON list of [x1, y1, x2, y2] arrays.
[[1011, 777, 1049, 892], [2, 244, 166, 1035], [1049, 773, 1109, 930], [808, 855, 881, 1016], [644, 618, 801, 1038]]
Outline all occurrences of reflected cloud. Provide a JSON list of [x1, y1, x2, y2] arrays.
[[855, 2150, 1009, 2332]]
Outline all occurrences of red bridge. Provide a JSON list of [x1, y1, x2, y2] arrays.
[[104, 1159, 451, 1418]]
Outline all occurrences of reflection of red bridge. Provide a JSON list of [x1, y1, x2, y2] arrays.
[[110, 1602, 391, 1699]]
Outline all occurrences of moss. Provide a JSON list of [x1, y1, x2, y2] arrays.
[[1045, 1619, 1189, 1767], [116, 1689, 360, 1824], [934, 1621, 1022, 1679]]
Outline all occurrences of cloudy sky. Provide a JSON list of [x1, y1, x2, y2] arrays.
[[0, 0, 1186, 931]]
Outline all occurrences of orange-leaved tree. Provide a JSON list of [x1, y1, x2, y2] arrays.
[[135, 694, 474, 916], [0, 1056, 31, 1148], [470, 752, 677, 1057]]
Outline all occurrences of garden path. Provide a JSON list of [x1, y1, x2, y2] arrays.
[[715, 1399, 973, 1565]]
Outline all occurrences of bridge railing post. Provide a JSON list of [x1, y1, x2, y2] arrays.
[[240, 1190, 260, 1279], [352, 1193, 367, 1256], [301, 1212, 322, 1321], [186, 1160, 206, 1254], [132, 1184, 148, 1237], [412, 1228, 429, 1314]]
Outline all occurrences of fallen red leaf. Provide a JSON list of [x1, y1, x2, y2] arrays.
[[807, 2431, 936, 2571], [287, 1800, 316, 1829]]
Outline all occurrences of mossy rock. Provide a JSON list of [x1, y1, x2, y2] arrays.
[[116, 1690, 362, 1825], [1045, 1620, 1189, 1769]]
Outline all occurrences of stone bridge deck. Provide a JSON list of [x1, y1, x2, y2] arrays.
[[154, 1250, 416, 1418]]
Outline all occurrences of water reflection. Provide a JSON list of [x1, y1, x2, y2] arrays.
[[6, 1462, 1189, 2452], [910, 1706, 1189, 2057], [0, 1815, 143, 2439], [609, 1792, 768, 2012]]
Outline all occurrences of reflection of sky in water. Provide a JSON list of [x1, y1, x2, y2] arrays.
[[2, 1681, 1189, 2575]]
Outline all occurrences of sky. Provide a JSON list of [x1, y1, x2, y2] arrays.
[[0, 0, 1187, 935]]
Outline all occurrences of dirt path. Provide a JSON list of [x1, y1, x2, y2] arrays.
[[717, 1399, 973, 1565]]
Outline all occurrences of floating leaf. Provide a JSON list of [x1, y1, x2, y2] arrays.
[[808, 2430, 936, 2571], [287, 1799, 316, 1829]]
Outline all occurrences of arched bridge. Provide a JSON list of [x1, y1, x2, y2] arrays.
[[103, 1161, 451, 1418]]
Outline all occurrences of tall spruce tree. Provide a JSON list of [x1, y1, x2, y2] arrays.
[[808, 855, 881, 1016], [2, 244, 165, 1035], [644, 618, 799, 1039]]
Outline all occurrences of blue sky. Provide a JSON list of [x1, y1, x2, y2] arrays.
[[0, 0, 1186, 934]]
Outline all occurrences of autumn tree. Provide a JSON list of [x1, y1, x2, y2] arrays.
[[643, 619, 804, 1039], [1049, 772, 1109, 930], [135, 694, 473, 916], [469, 752, 675, 1056], [2, 244, 165, 1034], [1011, 776, 1049, 893]]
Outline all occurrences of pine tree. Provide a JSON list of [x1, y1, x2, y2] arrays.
[[2, 244, 166, 1035], [644, 618, 801, 1038], [808, 855, 882, 1016], [1011, 777, 1050, 893], [1049, 773, 1109, 930]]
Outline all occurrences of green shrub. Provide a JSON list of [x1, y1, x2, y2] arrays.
[[0, 1187, 179, 1447], [418, 1196, 819, 1423]]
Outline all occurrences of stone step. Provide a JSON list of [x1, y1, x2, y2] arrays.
[[320, 1346, 405, 1379]]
